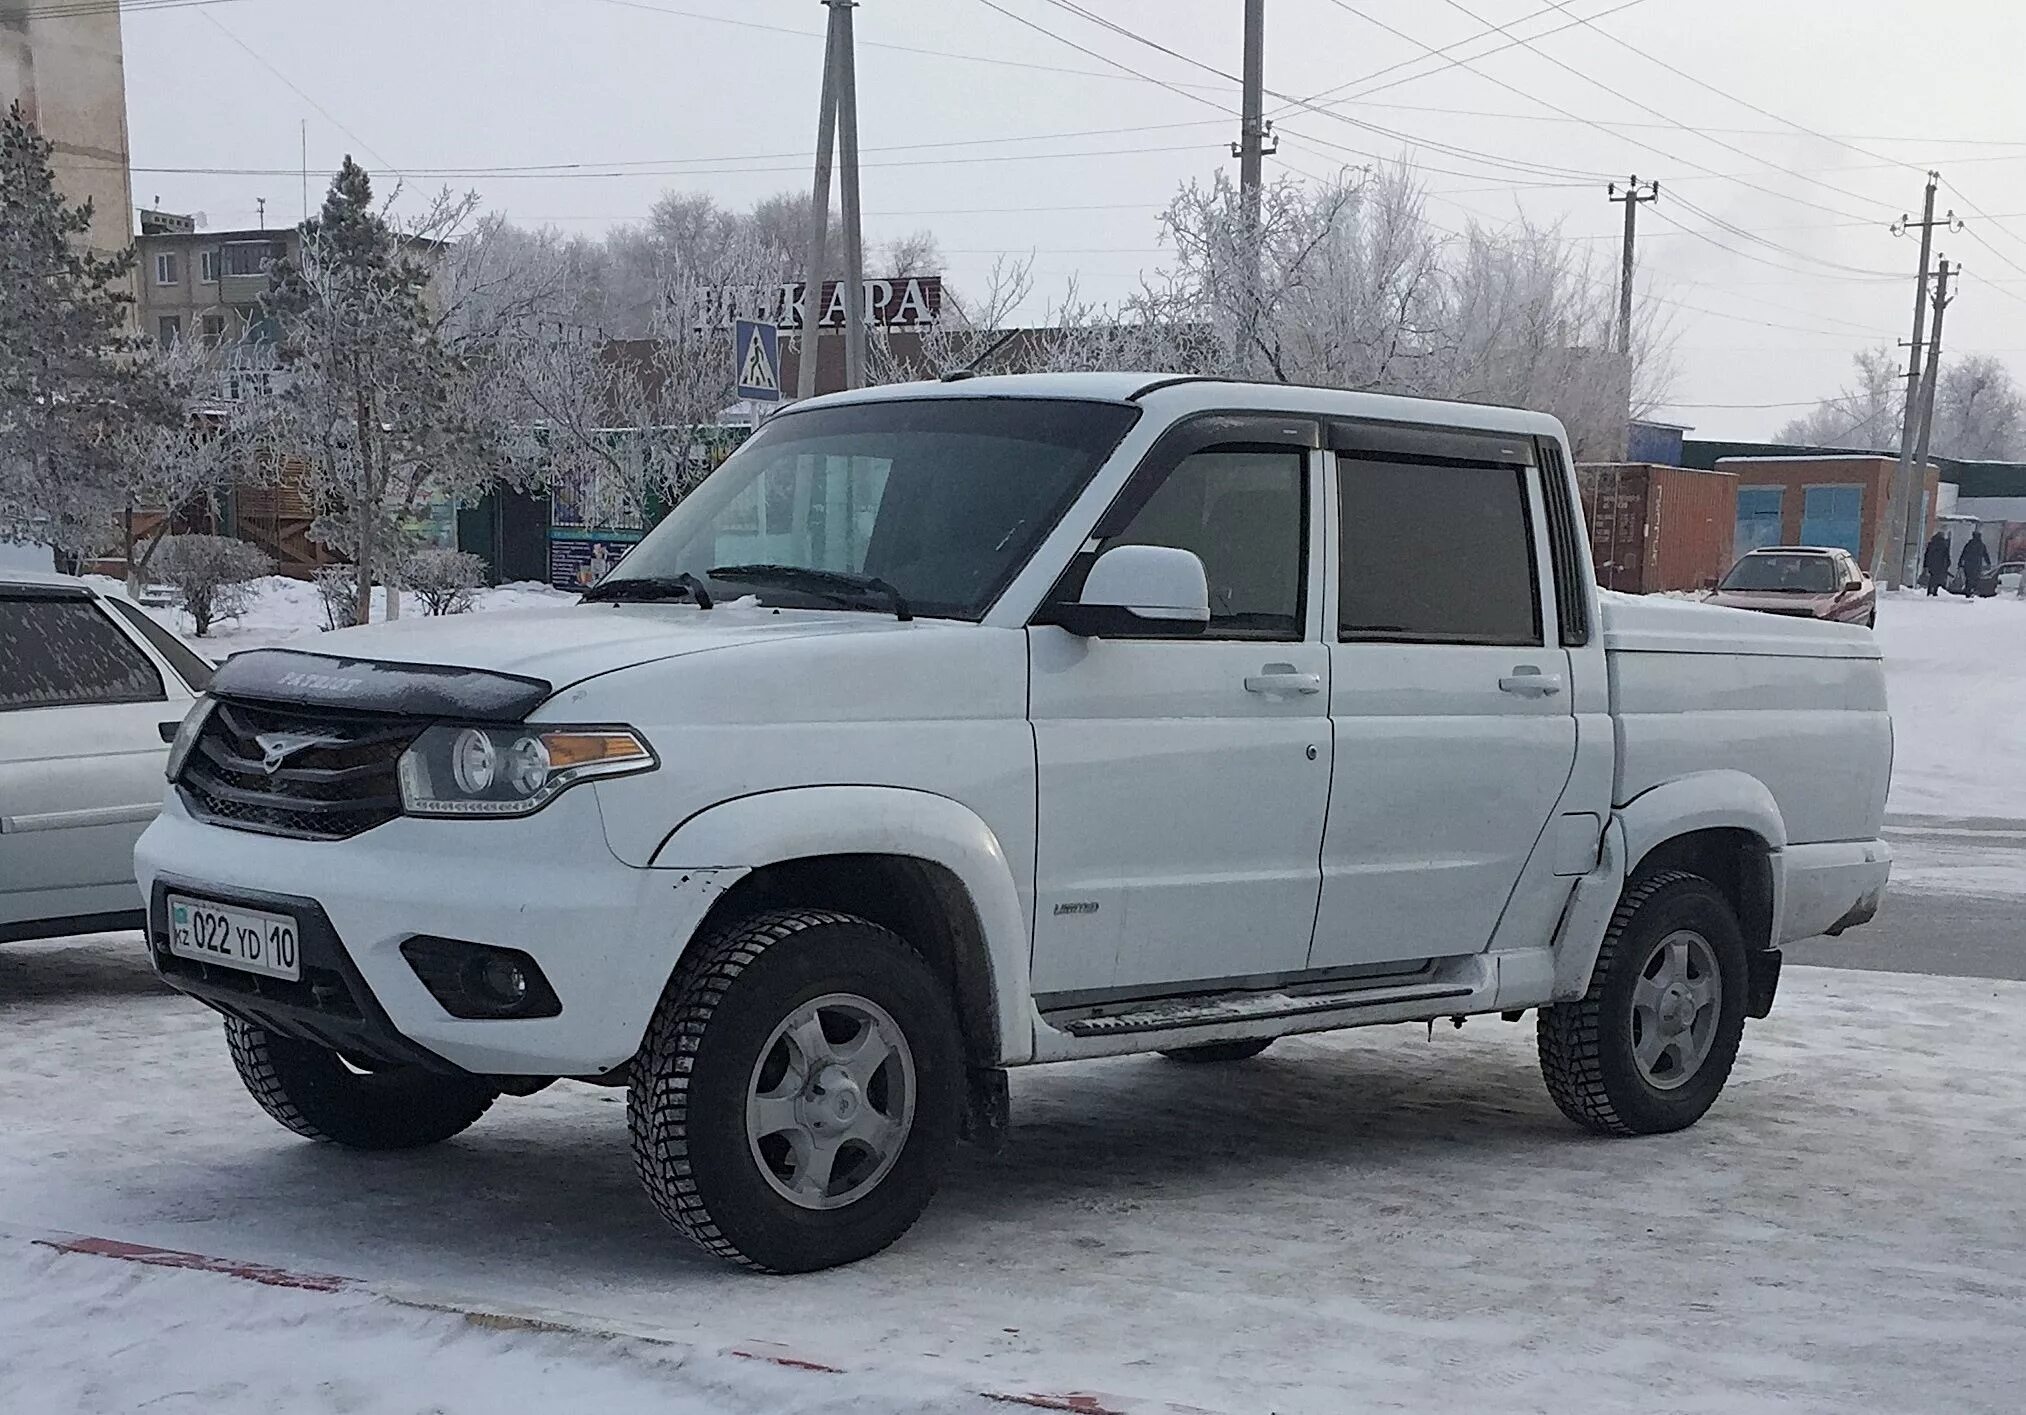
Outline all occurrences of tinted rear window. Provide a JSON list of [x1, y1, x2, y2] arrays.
[[0, 593, 167, 710], [1339, 460, 1541, 645]]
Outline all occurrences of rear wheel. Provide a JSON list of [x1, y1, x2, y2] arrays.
[[1159, 1038, 1275, 1063], [1536, 872, 1749, 1137], [629, 910, 964, 1273], [224, 1017, 498, 1150]]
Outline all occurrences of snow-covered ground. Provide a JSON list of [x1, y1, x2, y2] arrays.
[[3, 934, 2023, 1414]]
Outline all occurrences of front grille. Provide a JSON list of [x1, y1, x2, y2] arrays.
[[178, 699, 421, 840]]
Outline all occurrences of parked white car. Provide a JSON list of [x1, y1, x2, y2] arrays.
[[136, 374, 1893, 1272], [2, 572, 211, 942]]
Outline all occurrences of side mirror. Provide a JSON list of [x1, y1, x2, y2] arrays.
[[1701, 576, 1719, 592], [1051, 544, 1210, 638], [1845, 579, 1864, 593]]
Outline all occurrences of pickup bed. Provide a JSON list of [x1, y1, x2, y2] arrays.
[[136, 373, 1892, 1272]]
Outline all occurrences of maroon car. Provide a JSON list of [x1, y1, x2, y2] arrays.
[[1703, 547, 1877, 629]]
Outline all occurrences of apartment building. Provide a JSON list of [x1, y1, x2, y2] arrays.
[[1, 0, 134, 261], [133, 219, 297, 350]]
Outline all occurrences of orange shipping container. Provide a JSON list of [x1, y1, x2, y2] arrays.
[[1577, 463, 1739, 594]]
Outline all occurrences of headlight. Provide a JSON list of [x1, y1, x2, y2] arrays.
[[165, 696, 216, 782], [397, 725, 655, 817]]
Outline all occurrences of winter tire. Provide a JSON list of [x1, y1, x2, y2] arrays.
[[629, 909, 964, 1273], [223, 1017, 498, 1150], [1159, 1038, 1275, 1063], [1536, 871, 1749, 1137]]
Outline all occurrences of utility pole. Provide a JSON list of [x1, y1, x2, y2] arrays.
[[1234, 0, 1273, 232], [1876, 172, 1955, 586], [798, 1, 867, 398], [834, 0, 867, 390], [1897, 257, 1955, 585], [1607, 177, 1658, 356]]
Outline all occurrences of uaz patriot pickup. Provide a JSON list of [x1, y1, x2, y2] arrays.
[[137, 374, 1893, 1272]]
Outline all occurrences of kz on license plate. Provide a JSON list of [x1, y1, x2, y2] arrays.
[[166, 895, 301, 982]]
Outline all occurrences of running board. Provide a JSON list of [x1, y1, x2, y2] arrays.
[[1050, 981, 1477, 1038]]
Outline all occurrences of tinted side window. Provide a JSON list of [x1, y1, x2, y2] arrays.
[[1106, 449, 1306, 640], [0, 594, 167, 710], [102, 595, 213, 691], [1339, 460, 1541, 645]]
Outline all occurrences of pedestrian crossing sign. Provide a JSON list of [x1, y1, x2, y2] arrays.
[[734, 318, 783, 403]]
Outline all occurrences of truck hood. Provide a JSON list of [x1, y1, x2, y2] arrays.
[[1599, 591, 1879, 658], [298, 600, 922, 692]]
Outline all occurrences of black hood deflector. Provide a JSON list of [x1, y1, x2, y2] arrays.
[[206, 648, 551, 722]]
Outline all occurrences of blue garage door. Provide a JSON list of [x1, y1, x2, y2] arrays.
[[1799, 484, 1864, 554], [1734, 486, 1785, 559]]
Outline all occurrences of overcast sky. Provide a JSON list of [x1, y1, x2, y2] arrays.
[[119, 0, 2026, 439]]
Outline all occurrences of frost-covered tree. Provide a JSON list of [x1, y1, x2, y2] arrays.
[[874, 164, 1665, 459], [1929, 354, 2026, 462], [152, 533, 272, 637], [258, 159, 497, 623], [0, 102, 179, 563], [1774, 346, 1904, 451]]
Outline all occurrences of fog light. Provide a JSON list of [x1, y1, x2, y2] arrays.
[[473, 955, 529, 1008], [399, 936, 561, 1020]]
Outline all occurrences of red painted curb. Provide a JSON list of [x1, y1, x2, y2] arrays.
[[35, 1235, 352, 1293]]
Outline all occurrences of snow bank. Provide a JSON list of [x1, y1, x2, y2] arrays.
[[1874, 591, 2026, 817], [90, 574, 579, 658]]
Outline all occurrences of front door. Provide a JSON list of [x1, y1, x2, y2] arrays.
[[1308, 433, 1578, 970], [1029, 427, 1332, 1003]]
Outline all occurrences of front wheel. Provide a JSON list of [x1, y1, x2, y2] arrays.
[[629, 910, 964, 1273], [1536, 872, 1749, 1137], [224, 1017, 498, 1150]]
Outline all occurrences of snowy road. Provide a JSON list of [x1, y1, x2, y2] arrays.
[[3, 934, 2023, 1414]]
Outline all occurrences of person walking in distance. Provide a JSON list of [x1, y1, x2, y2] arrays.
[[1923, 530, 1953, 596], [1959, 529, 1992, 598]]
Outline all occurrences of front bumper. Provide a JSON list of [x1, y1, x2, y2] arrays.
[[135, 792, 744, 1076]]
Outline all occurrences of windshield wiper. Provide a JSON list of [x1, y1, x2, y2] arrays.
[[580, 572, 714, 609], [707, 564, 913, 622]]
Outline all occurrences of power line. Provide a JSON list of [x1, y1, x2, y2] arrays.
[[1283, 0, 1658, 115], [999, 0, 1621, 188], [197, 9, 401, 181], [1316, 0, 1889, 224], [588, 0, 1239, 93], [121, 140, 1227, 181], [5, 0, 245, 18], [1528, 0, 1913, 173]]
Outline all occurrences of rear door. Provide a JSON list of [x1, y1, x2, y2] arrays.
[[1307, 422, 1578, 970], [0, 587, 188, 935]]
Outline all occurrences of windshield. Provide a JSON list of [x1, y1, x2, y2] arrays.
[[597, 397, 1140, 620], [1720, 552, 1838, 593]]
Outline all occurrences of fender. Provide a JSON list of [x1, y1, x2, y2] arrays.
[[651, 785, 1034, 1064], [1616, 770, 1787, 874], [1549, 772, 1786, 1002]]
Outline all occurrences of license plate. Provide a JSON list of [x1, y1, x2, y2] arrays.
[[166, 895, 301, 982]]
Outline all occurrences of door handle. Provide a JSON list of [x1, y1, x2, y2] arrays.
[[1499, 666, 1563, 697], [1244, 664, 1323, 696]]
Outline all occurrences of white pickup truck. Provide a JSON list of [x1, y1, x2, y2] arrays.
[[136, 374, 1892, 1273]]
